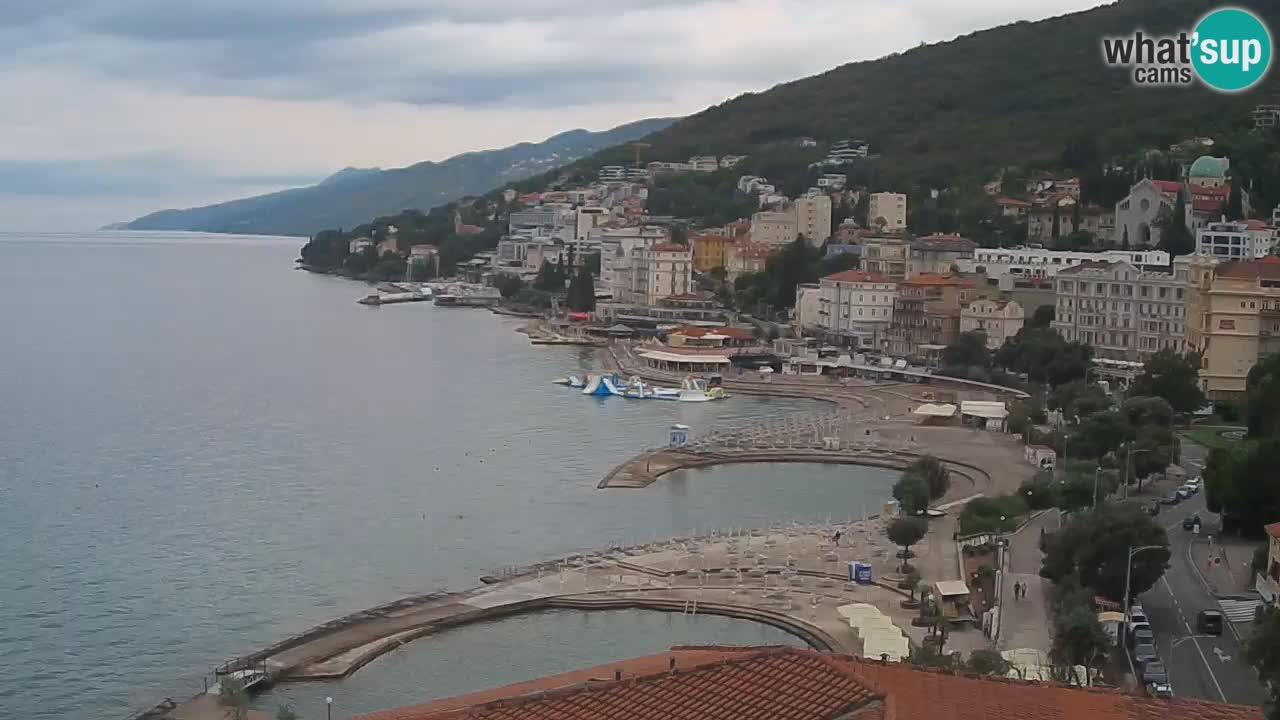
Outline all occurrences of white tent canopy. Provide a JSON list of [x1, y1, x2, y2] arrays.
[[913, 403, 957, 418], [960, 401, 1008, 420]]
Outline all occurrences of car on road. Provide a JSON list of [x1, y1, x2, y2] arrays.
[[1161, 491, 1182, 505], [1198, 609, 1224, 635], [1148, 681, 1174, 699], [1133, 641, 1158, 664], [1127, 606, 1149, 631], [1176, 486, 1191, 500], [1148, 501, 1160, 516], [1182, 513, 1201, 530], [1187, 476, 1203, 490]]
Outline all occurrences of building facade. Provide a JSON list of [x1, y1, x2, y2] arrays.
[[1114, 179, 1184, 247], [957, 247, 1170, 284], [907, 234, 976, 276], [1196, 219, 1276, 261], [690, 233, 732, 272], [1053, 259, 1189, 361], [794, 194, 833, 245], [960, 299, 1025, 349], [751, 210, 799, 246], [725, 242, 772, 280], [868, 192, 907, 232], [634, 243, 693, 305], [859, 234, 908, 280], [1186, 255, 1280, 400], [814, 270, 896, 349], [886, 274, 976, 358]]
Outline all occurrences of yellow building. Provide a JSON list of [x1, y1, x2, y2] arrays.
[[690, 233, 731, 273], [1186, 255, 1280, 400]]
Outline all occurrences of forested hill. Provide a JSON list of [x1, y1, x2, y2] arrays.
[[538, 0, 1280, 195], [119, 117, 674, 237]]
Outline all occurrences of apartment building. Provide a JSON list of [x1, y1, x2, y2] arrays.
[[634, 243, 693, 305], [907, 234, 976, 276], [794, 194, 833, 245], [886, 273, 978, 358], [960, 299, 1025, 349], [859, 235, 909, 280], [1196, 219, 1277, 260], [956, 247, 1170, 284], [751, 209, 799, 246], [1053, 259, 1189, 361], [868, 193, 907, 232], [596, 226, 668, 301], [690, 233, 734, 273], [1186, 255, 1280, 400], [725, 242, 772, 280], [689, 156, 719, 172], [814, 270, 896, 349]]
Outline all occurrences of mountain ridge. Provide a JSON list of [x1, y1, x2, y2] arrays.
[[118, 117, 675, 237]]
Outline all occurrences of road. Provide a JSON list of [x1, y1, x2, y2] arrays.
[[1134, 444, 1268, 705]]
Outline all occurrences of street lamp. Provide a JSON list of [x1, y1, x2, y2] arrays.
[[1093, 467, 1101, 507], [1125, 446, 1152, 496], [326, 696, 333, 720], [1121, 545, 1164, 641]]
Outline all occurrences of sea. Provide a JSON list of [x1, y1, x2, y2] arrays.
[[0, 232, 897, 719]]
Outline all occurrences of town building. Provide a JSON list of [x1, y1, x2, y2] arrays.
[[816, 174, 847, 191], [348, 237, 374, 254], [634, 243, 693, 305], [960, 299, 1025, 349], [355, 645, 1261, 720], [574, 206, 610, 242], [906, 234, 976, 276], [1196, 219, 1277, 260], [598, 165, 627, 181], [1190, 185, 1232, 229], [996, 197, 1031, 218], [719, 155, 747, 168], [868, 192, 907, 232], [794, 194, 833, 245], [1186, 255, 1280, 400], [689, 156, 719, 172], [1027, 202, 1114, 244], [794, 282, 822, 332], [1259, 521, 1280, 603], [1114, 178, 1186, 247], [751, 209, 799, 246], [859, 234, 909, 280], [725, 242, 772, 280], [825, 139, 869, 164], [690, 233, 732, 273], [886, 273, 978, 359], [814, 270, 896, 349], [956, 247, 1170, 285], [665, 325, 755, 347], [596, 226, 669, 302], [1255, 104, 1280, 129], [1053, 259, 1189, 361], [1188, 155, 1230, 189]]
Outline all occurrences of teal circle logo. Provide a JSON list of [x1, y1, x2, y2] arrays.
[[1192, 8, 1272, 92]]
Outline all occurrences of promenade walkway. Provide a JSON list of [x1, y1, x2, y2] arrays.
[[997, 511, 1059, 655]]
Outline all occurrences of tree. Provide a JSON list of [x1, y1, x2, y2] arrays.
[[1040, 503, 1170, 602], [1050, 380, 1111, 422], [887, 516, 928, 571], [1030, 304, 1055, 328], [566, 267, 596, 312], [218, 674, 249, 720], [941, 331, 991, 369], [1051, 605, 1111, 672], [1126, 350, 1205, 414], [1121, 395, 1174, 429], [584, 252, 602, 276], [275, 706, 300, 720], [903, 456, 950, 500], [1247, 353, 1280, 439], [1206, 440, 1280, 535], [966, 648, 1014, 676], [892, 475, 931, 516], [1228, 184, 1245, 221], [1157, 194, 1195, 257], [1066, 410, 1132, 459], [995, 327, 1093, 387], [493, 274, 527, 299], [1248, 607, 1280, 715]]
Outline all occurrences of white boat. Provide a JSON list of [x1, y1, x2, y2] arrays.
[[552, 375, 585, 388], [676, 376, 729, 402]]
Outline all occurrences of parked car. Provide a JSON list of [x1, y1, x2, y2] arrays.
[[1176, 486, 1191, 500], [1131, 626, 1154, 649], [1128, 606, 1149, 631], [1142, 659, 1169, 686], [1134, 642, 1158, 664], [1161, 491, 1182, 505], [1187, 476, 1203, 490], [1198, 609, 1224, 635], [1182, 514, 1201, 531], [1148, 501, 1161, 516], [1148, 681, 1174, 699]]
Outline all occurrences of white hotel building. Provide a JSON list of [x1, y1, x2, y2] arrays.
[[1052, 258, 1190, 360], [1196, 219, 1277, 261], [814, 270, 896, 349], [956, 246, 1170, 285]]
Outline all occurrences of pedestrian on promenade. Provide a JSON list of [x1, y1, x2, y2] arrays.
[[832, 530, 843, 546], [1013, 581, 1022, 601]]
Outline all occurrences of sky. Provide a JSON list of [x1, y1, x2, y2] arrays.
[[0, 0, 1106, 231]]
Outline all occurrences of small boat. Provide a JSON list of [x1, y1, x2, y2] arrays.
[[581, 373, 624, 396], [676, 376, 729, 402], [552, 375, 585, 388]]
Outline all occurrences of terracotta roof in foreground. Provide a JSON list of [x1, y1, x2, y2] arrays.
[[358, 646, 1263, 720], [1265, 521, 1280, 540], [359, 647, 881, 720], [1216, 257, 1280, 281], [824, 269, 891, 283]]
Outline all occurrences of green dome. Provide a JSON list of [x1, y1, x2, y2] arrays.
[[1189, 155, 1229, 178]]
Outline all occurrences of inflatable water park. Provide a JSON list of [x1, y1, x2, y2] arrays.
[[551, 373, 728, 402]]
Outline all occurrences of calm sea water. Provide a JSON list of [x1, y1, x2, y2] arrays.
[[0, 232, 895, 719]]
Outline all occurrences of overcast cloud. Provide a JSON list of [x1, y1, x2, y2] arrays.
[[0, 0, 1104, 231]]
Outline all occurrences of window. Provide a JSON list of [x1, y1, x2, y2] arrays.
[[1221, 319, 1236, 330]]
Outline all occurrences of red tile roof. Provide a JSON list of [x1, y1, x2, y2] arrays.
[[650, 242, 692, 253], [1057, 260, 1117, 275], [824, 270, 891, 283], [1152, 180, 1185, 194], [1216, 259, 1280, 281], [669, 326, 755, 340], [996, 197, 1031, 207], [360, 647, 1262, 720], [1265, 522, 1280, 540]]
